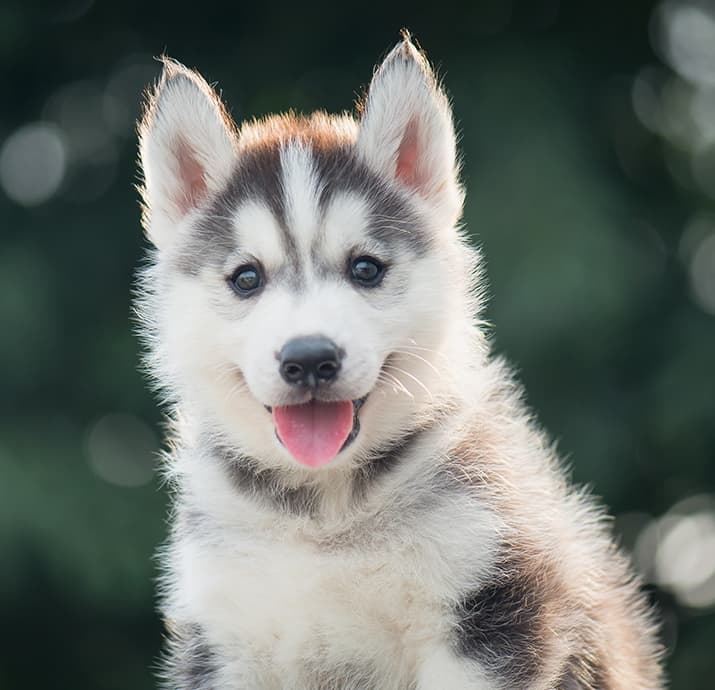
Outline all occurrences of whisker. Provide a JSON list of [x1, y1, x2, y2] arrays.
[[224, 379, 248, 403], [391, 343, 450, 364], [391, 349, 442, 378], [377, 371, 413, 398], [382, 364, 433, 400], [396, 342, 439, 353]]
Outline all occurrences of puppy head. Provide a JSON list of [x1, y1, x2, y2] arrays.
[[137, 37, 473, 471]]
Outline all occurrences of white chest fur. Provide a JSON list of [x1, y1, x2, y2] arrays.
[[167, 468, 499, 689]]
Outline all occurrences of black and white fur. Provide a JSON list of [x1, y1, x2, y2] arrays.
[[136, 36, 665, 689]]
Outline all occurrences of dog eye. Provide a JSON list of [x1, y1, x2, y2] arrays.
[[229, 264, 263, 296], [350, 256, 385, 287]]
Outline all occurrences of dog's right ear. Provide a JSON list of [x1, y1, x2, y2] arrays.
[[357, 35, 463, 223], [138, 59, 237, 249]]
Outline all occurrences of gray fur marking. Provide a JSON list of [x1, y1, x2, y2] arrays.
[[176, 140, 432, 280], [162, 624, 218, 690], [216, 443, 321, 516], [312, 144, 431, 258], [212, 419, 436, 517], [176, 143, 302, 279], [351, 417, 443, 503], [454, 556, 548, 688]]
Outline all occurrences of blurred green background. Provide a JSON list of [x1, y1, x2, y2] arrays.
[[1, 0, 714, 688]]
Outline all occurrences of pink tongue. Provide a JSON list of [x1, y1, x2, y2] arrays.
[[273, 400, 354, 467]]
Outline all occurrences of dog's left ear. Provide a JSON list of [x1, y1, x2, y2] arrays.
[[138, 59, 238, 249], [357, 36, 462, 220]]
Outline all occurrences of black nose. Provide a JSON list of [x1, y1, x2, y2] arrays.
[[279, 336, 343, 387]]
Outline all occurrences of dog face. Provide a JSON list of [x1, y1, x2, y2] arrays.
[[138, 38, 468, 470]]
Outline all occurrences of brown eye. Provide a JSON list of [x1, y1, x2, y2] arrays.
[[350, 256, 385, 287], [229, 264, 263, 296]]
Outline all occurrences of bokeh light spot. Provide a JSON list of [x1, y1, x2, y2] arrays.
[[86, 414, 157, 488], [634, 494, 715, 609], [0, 122, 66, 206], [42, 80, 121, 202], [632, 66, 666, 134], [657, 2, 715, 87], [679, 213, 715, 265], [688, 231, 715, 314], [655, 513, 715, 594], [43, 80, 114, 162], [104, 58, 158, 138]]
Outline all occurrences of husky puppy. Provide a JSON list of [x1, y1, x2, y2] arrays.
[[136, 35, 664, 689]]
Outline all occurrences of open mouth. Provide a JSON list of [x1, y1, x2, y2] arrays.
[[269, 396, 366, 468]]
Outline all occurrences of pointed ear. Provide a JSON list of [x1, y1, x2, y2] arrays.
[[357, 36, 463, 219], [138, 59, 237, 249]]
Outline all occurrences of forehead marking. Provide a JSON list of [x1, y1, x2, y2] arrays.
[[312, 145, 432, 257], [175, 129, 432, 278], [281, 143, 320, 270], [318, 192, 372, 264], [231, 200, 285, 269], [175, 144, 286, 275], [231, 144, 286, 224]]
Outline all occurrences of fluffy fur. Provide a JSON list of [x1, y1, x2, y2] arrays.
[[136, 35, 665, 689]]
